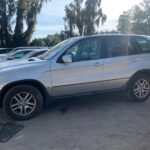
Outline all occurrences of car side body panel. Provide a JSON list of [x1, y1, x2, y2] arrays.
[[0, 34, 150, 101]]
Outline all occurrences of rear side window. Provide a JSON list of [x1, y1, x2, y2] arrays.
[[106, 37, 128, 58], [127, 37, 150, 55], [134, 37, 150, 52], [105, 36, 150, 57]]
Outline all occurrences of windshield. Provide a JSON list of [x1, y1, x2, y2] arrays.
[[40, 38, 76, 60], [7, 50, 33, 60], [21, 51, 36, 59]]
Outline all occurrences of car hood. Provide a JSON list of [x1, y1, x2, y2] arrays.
[[0, 58, 44, 69]]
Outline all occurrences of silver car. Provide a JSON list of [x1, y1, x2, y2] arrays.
[[19, 49, 48, 60], [0, 34, 150, 120], [0, 49, 33, 62]]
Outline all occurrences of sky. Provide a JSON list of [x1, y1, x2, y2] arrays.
[[33, 0, 143, 39]]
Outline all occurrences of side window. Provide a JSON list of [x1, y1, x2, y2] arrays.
[[106, 37, 127, 58], [31, 51, 46, 58], [127, 37, 150, 55], [65, 37, 102, 62], [134, 37, 150, 52]]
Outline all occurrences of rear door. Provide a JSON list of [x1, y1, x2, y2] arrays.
[[102, 36, 132, 90]]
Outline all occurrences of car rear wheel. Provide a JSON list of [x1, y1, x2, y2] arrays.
[[128, 74, 150, 102], [3, 85, 43, 121]]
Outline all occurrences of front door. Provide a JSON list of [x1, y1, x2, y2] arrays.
[[51, 37, 104, 96]]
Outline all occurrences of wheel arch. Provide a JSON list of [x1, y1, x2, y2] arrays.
[[0, 79, 50, 108], [125, 69, 150, 90]]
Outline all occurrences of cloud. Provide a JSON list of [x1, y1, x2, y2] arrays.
[[102, 0, 142, 20], [36, 25, 64, 32], [34, 0, 142, 38], [33, 25, 64, 38], [40, 0, 72, 17]]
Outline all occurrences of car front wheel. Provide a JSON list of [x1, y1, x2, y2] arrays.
[[128, 74, 150, 102], [3, 85, 43, 121]]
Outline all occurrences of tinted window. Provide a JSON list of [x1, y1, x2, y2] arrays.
[[106, 37, 128, 58], [12, 51, 32, 59], [126, 37, 150, 55], [65, 37, 102, 62], [134, 37, 150, 52], [31, 51, 46, 58]]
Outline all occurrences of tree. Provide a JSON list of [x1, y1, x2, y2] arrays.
[[64, 0, 106, 36], [84, 0, 106, 35], [117, 11, 132, 33], [132, 1, 150, 35], [117, 0, 150, 35], [64, 4, 76, 37], [0, 0, 16, 47], [30, 34, 61, 47], [0, 0, 50, 48], [71, 0, 85, 36]]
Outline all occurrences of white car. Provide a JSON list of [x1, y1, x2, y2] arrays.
[[0, 49, 33, 62], [0, 47, 46, 60]]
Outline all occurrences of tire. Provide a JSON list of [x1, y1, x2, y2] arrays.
[[128, 74, 150, 102], [3, 85, 43, 121]]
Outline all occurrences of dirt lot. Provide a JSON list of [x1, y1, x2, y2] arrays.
[[0, 93, 150, 150]]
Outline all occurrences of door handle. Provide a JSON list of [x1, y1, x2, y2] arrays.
[[93, 62, 103, 66]]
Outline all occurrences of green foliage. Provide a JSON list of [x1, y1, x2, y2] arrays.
[[64, 0, 106, 37], [30, 35, 61, 47], [84, 0, 106, 35], [117, 0, 150, 35], [117, 11, 132, 34], [0, 0, 16, 47], [0, 0, 50, 48]]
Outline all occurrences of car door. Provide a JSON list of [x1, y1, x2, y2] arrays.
[[51, 37, 104, 96], [101, 36, 132, 90]]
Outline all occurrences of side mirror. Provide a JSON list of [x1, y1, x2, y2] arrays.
[[62, 55, 72, 63]]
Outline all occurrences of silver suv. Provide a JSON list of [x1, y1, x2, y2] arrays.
[[0, 34, 150, 120]]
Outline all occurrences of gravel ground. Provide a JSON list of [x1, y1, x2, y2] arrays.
[[0, 93, 150, 150]]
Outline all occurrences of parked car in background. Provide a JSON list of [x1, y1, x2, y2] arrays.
[[0, 34, 150, 121], [0, 47, 46, 59], [21, 49, 48, 60], [10, 47, 45, 53], [0, 48, 13, 59], [0, 49, 33, 62]]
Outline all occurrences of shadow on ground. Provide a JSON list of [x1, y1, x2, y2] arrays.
[[0, 92, 150, 150], [41, 92, 129, 115]]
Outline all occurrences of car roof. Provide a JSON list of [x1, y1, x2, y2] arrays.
[[75, 34, 149, 40]]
